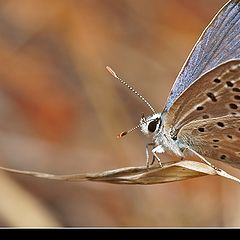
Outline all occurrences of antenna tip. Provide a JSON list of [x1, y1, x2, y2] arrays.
[[117, 131, 128, 139], [106, 66, 118, 78]]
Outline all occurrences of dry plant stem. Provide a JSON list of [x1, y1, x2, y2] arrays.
[[0, 160, 239, 185]]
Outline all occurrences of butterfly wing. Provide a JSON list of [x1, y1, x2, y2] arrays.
[[164, 60, 240, 132], [177, 115, 240, 168], [165, 0, 240, 111]]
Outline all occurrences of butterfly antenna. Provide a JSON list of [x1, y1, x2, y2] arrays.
[[117, 123, 141, 139], [106, 66, 156, 114]]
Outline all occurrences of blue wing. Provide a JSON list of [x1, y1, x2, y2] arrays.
[[165, 0, 240, 111]]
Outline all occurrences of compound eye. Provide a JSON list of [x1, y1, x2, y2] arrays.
[[148, 119, 158, 133]]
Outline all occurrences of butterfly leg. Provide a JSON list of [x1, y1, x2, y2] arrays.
[[146, 143, 155, 168], [152, 145, 164, 168], [186, 147, 220, 171], [146, 143, 163, 168]]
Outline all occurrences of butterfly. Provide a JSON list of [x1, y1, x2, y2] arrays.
[[107, 0, 240, 170]]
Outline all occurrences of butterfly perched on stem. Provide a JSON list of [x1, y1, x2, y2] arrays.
[[107, 0, 240, 170]]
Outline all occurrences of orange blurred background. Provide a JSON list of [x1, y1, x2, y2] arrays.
[[0, 0, 239, 227]]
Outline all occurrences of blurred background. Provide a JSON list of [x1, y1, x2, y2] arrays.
[[0, 0, 239, 227]]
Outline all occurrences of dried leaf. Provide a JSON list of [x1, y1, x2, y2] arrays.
[[0, 160, 240, 185]]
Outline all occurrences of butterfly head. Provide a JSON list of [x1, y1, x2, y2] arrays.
[[116, 112, 162, 139], [140, 113, 162, 137]]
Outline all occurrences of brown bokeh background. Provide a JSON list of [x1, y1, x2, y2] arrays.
[[0, 0, 239, 227]]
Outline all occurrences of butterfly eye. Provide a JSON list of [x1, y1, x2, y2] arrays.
[[148, 118, 160, 133]]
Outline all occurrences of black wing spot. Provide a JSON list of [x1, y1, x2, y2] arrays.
[[217, 122, 225, 128], [202, 115, 210, 119], [229, 103, 238, 109], [233, 88, 240, 92], [234, 95, 240, 100], [213, 78, 221, 84], [220, 155, 226, 160], [198, 127, 205, 133], [227, 135, 233, 139], [206, 92, 217, 102], [196, 106, 204, 111], [226, 81, 234, 87]]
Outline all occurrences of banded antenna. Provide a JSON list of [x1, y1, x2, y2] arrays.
[[106, 66, 156, 114], [116, 123, 142, 138]]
